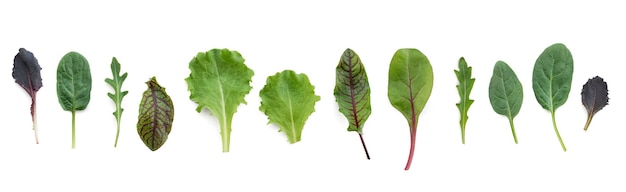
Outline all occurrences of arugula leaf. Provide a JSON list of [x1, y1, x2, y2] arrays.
[[137, 77, 174, 151], [334, 48, 372, 159], [532, 43, 573, 152], [454, 57, 475, 144], [12, 48, 43, 144], [105, 57, 128, 147], [488, 61, 523, 144], [581, 76, 609, 131], [387, 48, 433, 171], [259, 70, 320, 144], [185, 49, 254, 152], [56, 51, 92, 149]]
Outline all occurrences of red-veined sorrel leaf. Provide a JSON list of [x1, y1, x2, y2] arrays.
[[387, 48, 434, 170], [334, 48, 372, 159], [581, 76, 609, 131], [137, 77, 174, 151], [12, 48, 43, 144]]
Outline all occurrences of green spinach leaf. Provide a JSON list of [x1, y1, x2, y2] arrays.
[[56, 51, 92, 149]]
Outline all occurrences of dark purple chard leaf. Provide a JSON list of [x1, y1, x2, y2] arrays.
[[581, 76, 609, 131], [137, 77, 174, 151], [12, 48, 43, 144], [334, 48, 372, 159]]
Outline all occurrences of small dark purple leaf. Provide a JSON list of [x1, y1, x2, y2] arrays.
[[581, 76, 609, 131], [12, 48, 43, 144]]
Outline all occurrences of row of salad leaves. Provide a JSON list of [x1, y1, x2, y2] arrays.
[[11, 44, 608, 170]]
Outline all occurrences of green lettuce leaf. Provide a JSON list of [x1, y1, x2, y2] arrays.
[[259, 70, 320, 144], [185, 49, 254, 152]]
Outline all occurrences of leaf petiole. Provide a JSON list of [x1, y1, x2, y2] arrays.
[[551, 111, 566, 151], [358, 134, 370, 160], [72, 110, 76, 149], [583, 114, 593, 131], [508, 117, 518, 144]]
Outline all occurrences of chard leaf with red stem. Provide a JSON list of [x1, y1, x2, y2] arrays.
[[387, 48, 434, 171]]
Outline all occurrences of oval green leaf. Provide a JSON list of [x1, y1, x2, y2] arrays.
[[387, 48, 433, 171], [57, 52, 92, 111], [488, 61, 523, 143], [259, 70, 320, 144], [56, 51, 92, 148], [137, 77, 174, 151], [532, 43, 573, 151]]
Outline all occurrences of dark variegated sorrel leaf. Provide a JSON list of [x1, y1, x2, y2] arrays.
[[12, 48, 43, 144], [137, 77, 174, 151], [581, 76, 609, 131], [56, 51, 92, 149], [334, 48, 372, 159]]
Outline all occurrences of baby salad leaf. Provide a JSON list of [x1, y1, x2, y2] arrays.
[[532, 43, 573, 152], [56, 51, 92, 149], [454, 57, 474, 144], [105, 57, 129, 147], [185, 49, 254, 152], [488, 61, 523, 144], [12, 48, 43, 144], [137, 77, 174, 151], [334, 48, 372, 159], [387, 48, 433, 171], [581, 76, 609, 131], [259, 70, 320, 144]]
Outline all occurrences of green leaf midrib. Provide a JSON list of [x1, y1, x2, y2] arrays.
[[497, 65, 514, 119]]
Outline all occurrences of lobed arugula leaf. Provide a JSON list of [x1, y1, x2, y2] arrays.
[[454, 57, 475, 144], [105, 57, 128, 147]]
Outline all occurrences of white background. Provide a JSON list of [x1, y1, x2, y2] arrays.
[[1, 0, 624, 191]]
